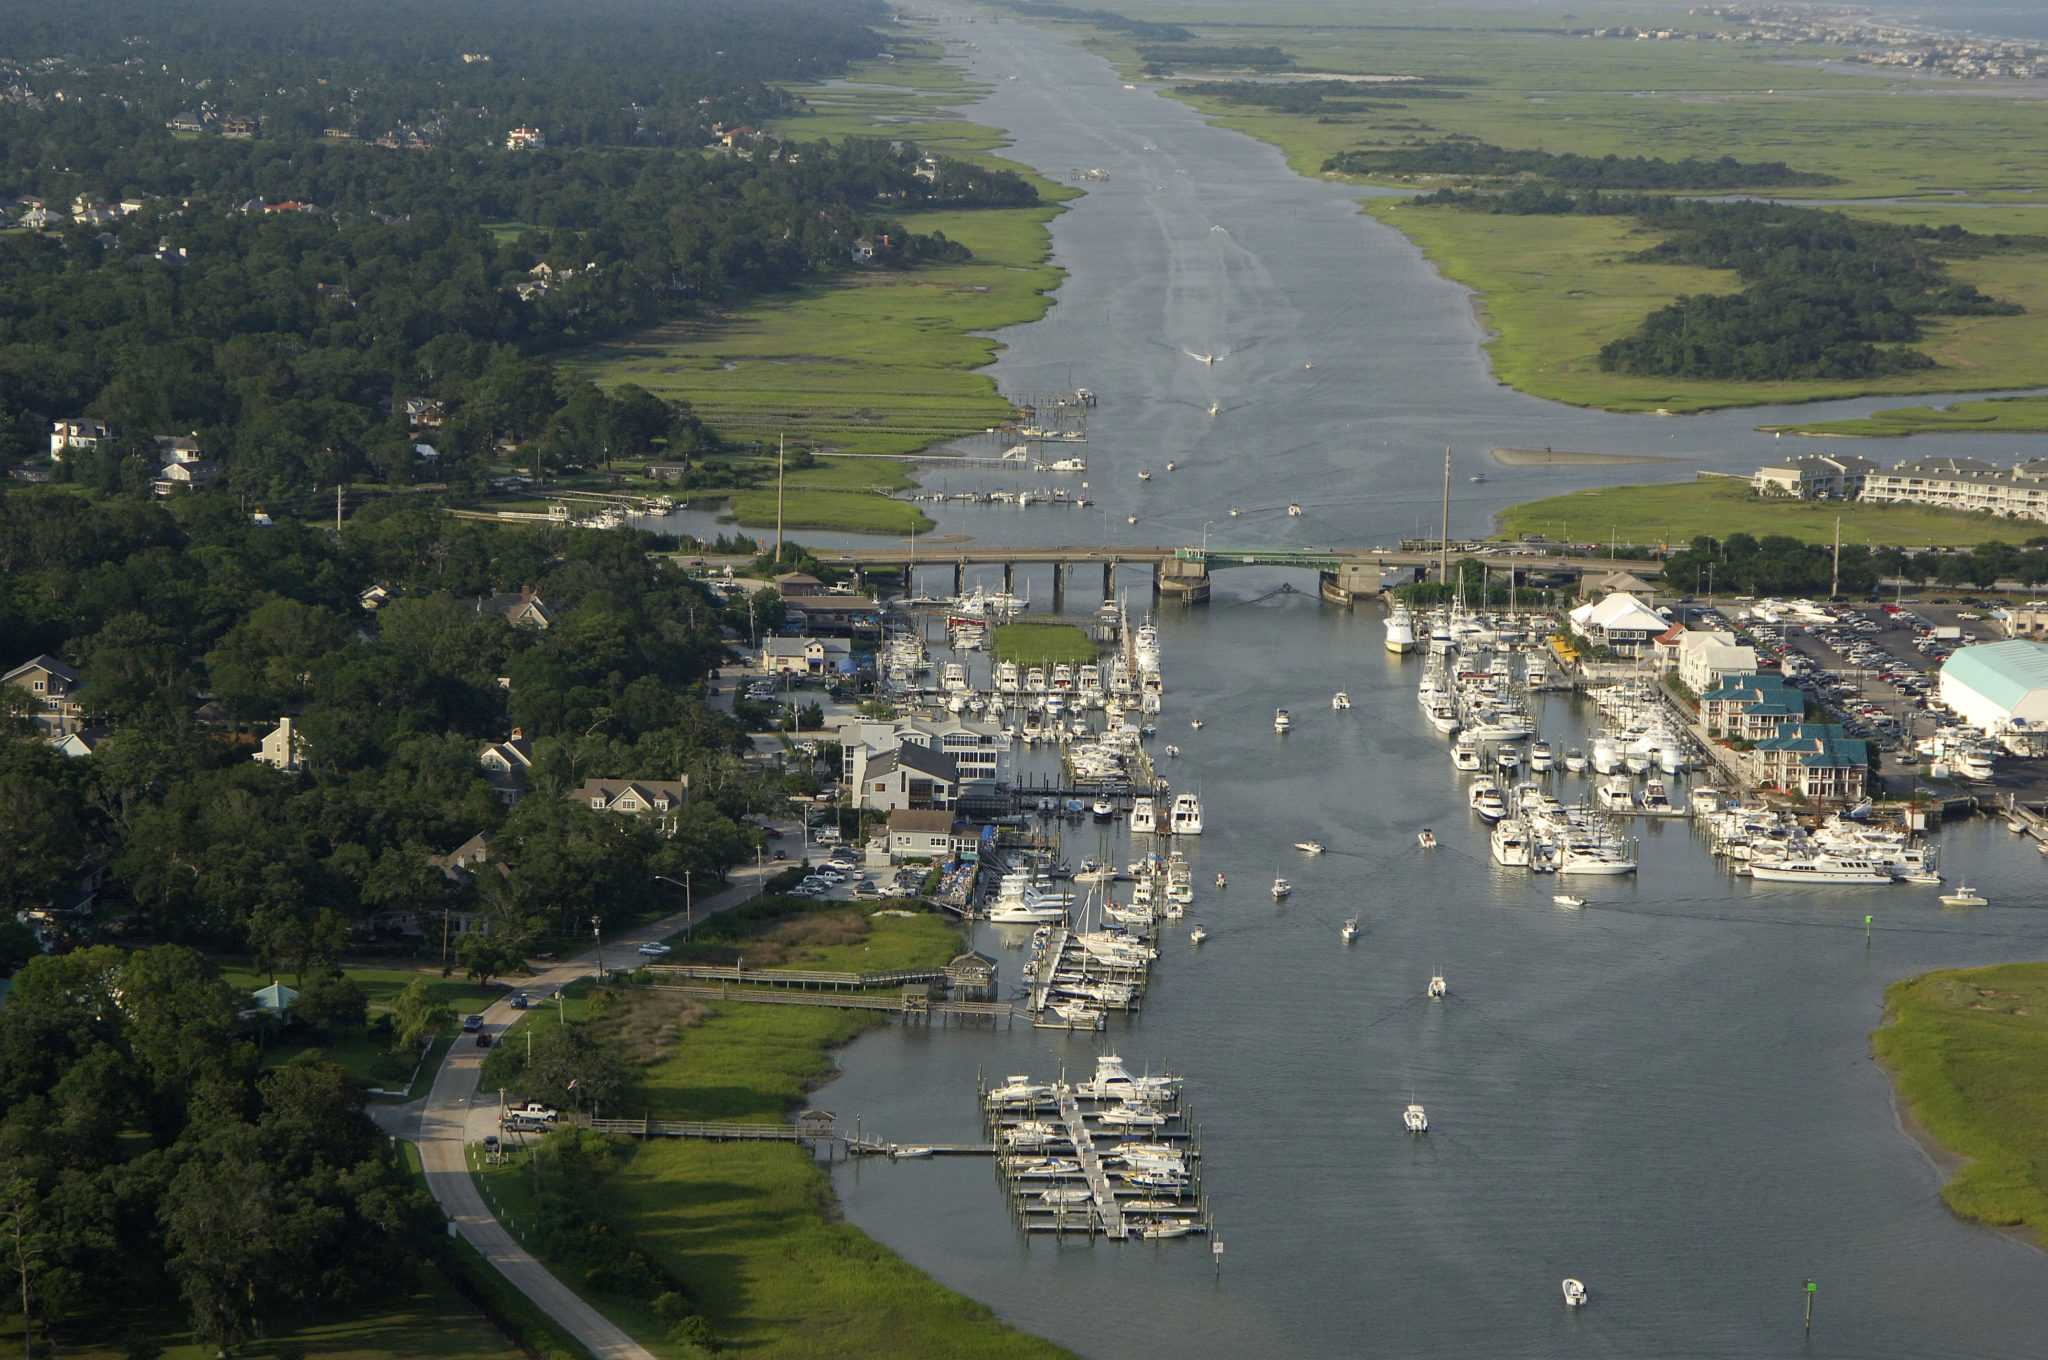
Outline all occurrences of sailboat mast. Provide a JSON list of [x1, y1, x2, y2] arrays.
[[1440, 446, 1451, 591]]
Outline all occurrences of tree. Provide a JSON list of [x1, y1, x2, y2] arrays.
[[453, 927, 527, 988], [387, 978, 451, 1051], [520, 1024, 625, 1110], [293, 973, 368, 1035]]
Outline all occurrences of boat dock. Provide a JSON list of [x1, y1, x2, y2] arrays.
[[1056, 1085, 1125, 1239], [845, 1139, 998, 1157]]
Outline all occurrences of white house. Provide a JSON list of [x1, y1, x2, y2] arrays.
[[842, 714, 1009, 793], [50, 419, 112, 459], [887, 808, 957, 858], [255, 717, 306, 772], [1677, 631, 1759, 695], [1568, 592, 1670, 656]]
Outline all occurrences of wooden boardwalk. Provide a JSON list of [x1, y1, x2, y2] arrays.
[[574, 1114, 836, 1143], [650, 983, 1014, 1023], [1027, 928, 1068, 1013], [646, 963, 948, 990], [1055, 1085, 1125, 1240]]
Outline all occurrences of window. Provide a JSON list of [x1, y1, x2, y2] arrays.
[[592, 797, 605, 808], [619, 797, 639, 810], [32, 680, 45, 691]]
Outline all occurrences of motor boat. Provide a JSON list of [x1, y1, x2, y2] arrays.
[[1097, 1103, 1170, 1129], [1214, 872, 1228, 888], [1332, 691, 1351, 710], [1496, 747, 1522, 774], [1169, 792, 1204, 835], [1271, 878, 1292, 899], [1385, 603, 1418, 654], [1189, 922, 1209, 943], [1039, 1188, 1093, 1206], [1002, 1120, 1061, 1148], [988, 900, 1070, 924], [1295, 840, 1326, 855], [1092, 799, 1116, 822], [1287, 503, 1302, 516], [1403, 1103, 1428, 1133], [1562, 1279, 1587, 1308], [1190, 718, 1205, 729], [1418, 829, 1437, 849], [1554, 894, 1586, 908], [887, 1145, 934, 1159], [1341, 918, 1359, 941], [1129, 796, 1157, 834], [1528, 740, 1555, 772], [1274, 708, 1292, 733], [1939, 883, 1988, 908], [1563, 747, 1588, 774], [1748, 855, 1895, 886], [1452, 733, 1483, 771], [1427, 974, 1447, 999], [985, 1075, 1054, 1106]]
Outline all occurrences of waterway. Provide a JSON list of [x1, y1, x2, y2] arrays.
[[798, 12, 2048, 1360]]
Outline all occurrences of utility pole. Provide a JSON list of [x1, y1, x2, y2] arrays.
[[1832, 517, 1842, 600], [776, 433, 786, 566], [336, 483, 344, 535]]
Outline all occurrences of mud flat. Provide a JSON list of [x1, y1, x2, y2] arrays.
[[1489, 446, 1676, 467]]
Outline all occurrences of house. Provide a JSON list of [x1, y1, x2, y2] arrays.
[[572, 778, 690, 833], [154, 434, 204, 465], [850, 238, 875, 263], [1578, 570, 1659, 602], [1751, 453, 1877, 500], [857, 742, 960, 812], [51, 729, 105, 759], [220, 114, 259, 138], [1743, 723, 1869, 799], [152, 458, 219, 495], [4, 655, 84, 735], [773, 572, 830, 598], [254, 717, 306, 772], [887, 808, 958, 858], [478, 732, 535, 802], [1567, 592, 1670, 655], [644, 461, 691, 482], [414, 443, 439, 464], [50, 418, 112, 459], [505, 126, 547, 150], [316, 282, 355, 307], [251, 982, 299, 1013], [759, 637, 852, 676], [404, 397, 446, 428], [1700, 674, 1804, 740], [359, 583, 396, 611], [1677, 631, 1759, 695], [166, 111, 207, 133], [842, 715, 1010, 795], [475, 588, 553, 630]]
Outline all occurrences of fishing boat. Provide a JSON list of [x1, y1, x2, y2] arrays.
[[1129, 797, 1157, 835], [1939, 883, 1988, 908], [1403, 1103, 1428, 1133], [1563, 747, 1588, 774], [1271, 878, 1292, 899], [1189, 923, 1209, 943], [1295, 840, 1326, 855], [1553, 894, 1586, 908], [1214, 872, 1227, 888], [1562, 1279, 1587, 1308], [1417, 829, 1437, 849], [1529, 740, 1555, 772], [1452, 733, 1483, 772], [1190, 719, 1205, 730], [1274, 708, 1292, 733], [1332, 690, 1351, 710], [1384, 604, 1418, 654], [1287, 503, 1303, 517], [888, 1145, 934, 1159], [1427, 974, 1447, 999], [1138, 1220, 1204, 1240], [985, 1075, 1054, 1106], [1137, 469, 1152, 481], [1341, 918, 1359, 941]]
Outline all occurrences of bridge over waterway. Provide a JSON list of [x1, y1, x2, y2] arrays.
[[821, 543, 1648, 605]]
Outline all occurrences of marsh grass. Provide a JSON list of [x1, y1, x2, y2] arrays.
[[991, 621, 1101, 667], [1874, 962, 2048, 1236], [1768, 394, 2048, 438]]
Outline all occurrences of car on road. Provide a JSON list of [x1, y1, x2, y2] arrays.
[[462, 1013, 485, 1032], [509, 993, 529, 1009], [637, 942, 673, 957], [475, 1031, 493, 1047]]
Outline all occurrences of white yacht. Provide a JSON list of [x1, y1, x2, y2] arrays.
[[1939, 883, 1988, 908], [1274, 708, 1292, 733], [1428, 701, 1462, 735], [1129, 797, 1158, 835], [985, 1076, 1054, 1107], [1528, 741, 1555, 773], [1403, 1103, 1428, 1133], [1271, 878, 1292, 899], [988, 900, 1070, 924], [1490, 818, 1532, 867], [1452, 733, 1483, 772], [1332, 690, 1351, 710], [1169, 792, 1204, 835], [1563, 748, 1588, 774], [1748, 855, 1895, 886], [1596, 777, 1638, 813], [1295, 840, 1326, 855], [1469, 780, 1508, 822], [1340, 918, 1359, 941], [1495, 747, 1522, 774], [1562, 1279, 1588, 1308], [1558, 841, 1637, 876], [1384, 604, 1418, 654]]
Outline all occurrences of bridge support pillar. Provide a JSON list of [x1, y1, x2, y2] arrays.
[[1318, 562, 1379, 609], [1003, 562, 1015, 596], [952, 561, 965, 596], [1051, 561, 1066, 607], [1103, 562, 1115, 597], [851, 564, 866, 591], [1157, 555, 1210, 605]]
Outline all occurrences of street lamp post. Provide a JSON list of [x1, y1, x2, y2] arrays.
[[590, 915, 603, 982], [654, 873, 694, 941], [1202, 520, 1215, 553]]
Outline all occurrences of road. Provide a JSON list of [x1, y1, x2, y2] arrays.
[[375, 849, 794, 1360]]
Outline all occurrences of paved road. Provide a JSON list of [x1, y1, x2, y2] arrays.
[[377, 850, 793, 1360]]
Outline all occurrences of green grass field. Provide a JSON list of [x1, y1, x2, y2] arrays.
[[1766, 394, 2048, 438], [1494, 477, 2043, 549], [1873, 962, 2048, 1239], [991, 621, 1101, 667], [723, 487, 934, 534]]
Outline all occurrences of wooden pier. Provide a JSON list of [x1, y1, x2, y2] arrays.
[[649, 983, 1016, 1024], [1026, 927, 1068, 1013], [845, 1139, 997, 1157], [1056, 1085, 1126, 1240], [574, 1113, 836, 1143]]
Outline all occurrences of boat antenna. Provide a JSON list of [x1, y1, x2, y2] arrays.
[[1440, 445, 1451, 595]]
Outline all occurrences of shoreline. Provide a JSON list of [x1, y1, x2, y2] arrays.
[[1872, 1033, 2045, 1255]]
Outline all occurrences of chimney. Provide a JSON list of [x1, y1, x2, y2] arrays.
[[510, 727, 523, 741], [521, 585, 534, 607]]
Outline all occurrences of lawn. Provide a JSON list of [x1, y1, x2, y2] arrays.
[[1494, 477, 2044, 550], [723, 487, 933, 535], [991, 621, 1101, 667], [1873, 961, 2048, 1238], [1766, 394, 2048, 439]]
